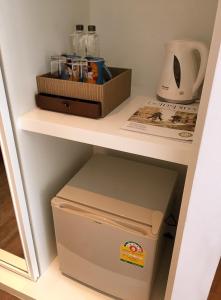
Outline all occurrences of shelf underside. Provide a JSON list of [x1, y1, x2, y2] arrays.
[[19, 95, 193, 165]]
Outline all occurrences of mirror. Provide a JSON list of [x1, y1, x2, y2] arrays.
[[0, 147, 28, 272], [0, 64, 38, 279], [0, 64, 39, 279]]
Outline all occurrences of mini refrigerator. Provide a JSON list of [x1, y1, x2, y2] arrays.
[[52, 155, 177, 300]]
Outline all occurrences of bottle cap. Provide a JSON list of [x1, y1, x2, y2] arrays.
[[76, 24, 84, 31], [88, 25, 96, 32]]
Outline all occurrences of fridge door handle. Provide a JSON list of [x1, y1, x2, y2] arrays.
[[56, 202, 148, 236]]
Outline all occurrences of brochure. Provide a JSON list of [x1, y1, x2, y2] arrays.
[[121, 98, 198, 141]]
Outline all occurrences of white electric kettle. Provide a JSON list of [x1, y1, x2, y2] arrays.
[[157, 40, 209, 104]]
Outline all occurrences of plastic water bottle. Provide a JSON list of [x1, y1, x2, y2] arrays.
[[85, 25, 100, 57], [70, 24, 85, 57]]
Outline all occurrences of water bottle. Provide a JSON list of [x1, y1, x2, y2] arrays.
[[85, 25, 100, 57], [70, 24, 85, 57]]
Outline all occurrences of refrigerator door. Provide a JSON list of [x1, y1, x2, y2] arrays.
[[52, 198, 160, 300]]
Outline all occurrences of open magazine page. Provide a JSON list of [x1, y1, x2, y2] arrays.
[[121, 98, 198, 141]]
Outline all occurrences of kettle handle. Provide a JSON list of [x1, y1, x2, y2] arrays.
[[190, 41, 209, 96]]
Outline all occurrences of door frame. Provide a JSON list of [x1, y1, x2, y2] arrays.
[[0, 68, 39, 280]]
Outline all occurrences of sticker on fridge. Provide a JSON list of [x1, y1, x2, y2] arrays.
[[120, 241, 145, 268]]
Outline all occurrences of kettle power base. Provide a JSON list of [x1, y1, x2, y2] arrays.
[[157, 94, 196, 105]]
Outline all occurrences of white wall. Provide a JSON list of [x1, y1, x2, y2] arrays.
[[0, 0, 91, 274], [89, 0, 218, 94]]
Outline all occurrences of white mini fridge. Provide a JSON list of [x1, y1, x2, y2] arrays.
[[52, 155, 177, 300]]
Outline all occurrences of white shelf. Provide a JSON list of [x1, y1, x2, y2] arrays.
[[19, 94, 193, 165]]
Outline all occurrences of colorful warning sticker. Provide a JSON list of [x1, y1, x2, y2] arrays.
[[120, 241, 145, 268]]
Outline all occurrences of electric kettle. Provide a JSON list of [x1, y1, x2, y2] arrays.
[[157, 40, 209, 104]]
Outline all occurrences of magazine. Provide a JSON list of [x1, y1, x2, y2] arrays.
[[121, 97, 198, 141]]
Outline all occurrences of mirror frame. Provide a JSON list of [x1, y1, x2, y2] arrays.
[[0, 69, 39, 280]]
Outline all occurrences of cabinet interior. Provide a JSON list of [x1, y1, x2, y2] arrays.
[[0, 0, 219, 297]]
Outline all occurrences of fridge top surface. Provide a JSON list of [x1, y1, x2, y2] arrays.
[[57, 155, 177, 225]]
